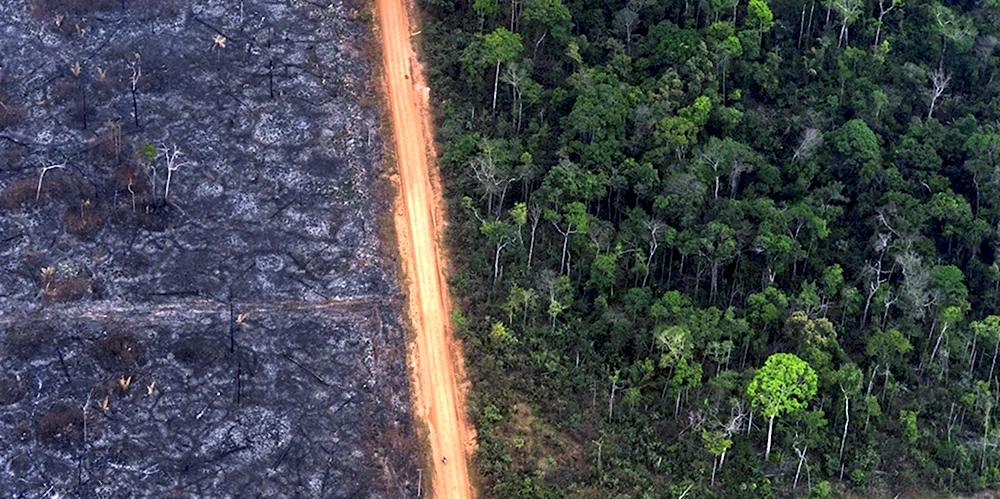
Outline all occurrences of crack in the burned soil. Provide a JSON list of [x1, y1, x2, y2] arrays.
[[0, 295, 402, 325]]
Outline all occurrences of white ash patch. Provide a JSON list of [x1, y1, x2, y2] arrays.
[[282, 207, 330, 239], [273, 167, 310, 192], [253, 113, 313, 146], [196, 180, 224, 199], [202, 406, 292, 465], [231, 191, 261, 220], [254, 254, 285, 273]]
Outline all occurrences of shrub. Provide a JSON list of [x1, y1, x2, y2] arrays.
[[97, 333, 146, 372], [65, 199, 109, 236], [38, 404, 99, 446]]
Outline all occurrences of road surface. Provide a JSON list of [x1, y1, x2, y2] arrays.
[[375, 0, 476, 497]]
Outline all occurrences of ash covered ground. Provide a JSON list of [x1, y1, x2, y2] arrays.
[[0, 0, 419, 496]]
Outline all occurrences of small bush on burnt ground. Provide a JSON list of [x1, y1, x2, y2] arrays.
[[91, 65, 114, 100], [116, 162, 153, 199], [96, 333, 146, 372], [1, 179, 40, 209], [369, 421, 421, 495], [0, 73, 25, 130], [170, 337, 222, 376], [1, 173, 76, 210], [41, 277, 92, 301], [40, 267, 92, 302], [89, 122, 128, 171], [48, 74, 94, 128], [38, 404, 100, 446], [0, 378, 26, 406], [30, 0, 117, 24], [136, 198, 171, 231], [0, 100, 26, 130], [103, 373, 136, 398], [88, 123, 158, 206], [50, 78, 76, 105], [65, 199, 109, 236]]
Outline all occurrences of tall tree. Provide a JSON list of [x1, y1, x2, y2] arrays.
[[748, 353, 818, 460], [462, 28, 524, 112]]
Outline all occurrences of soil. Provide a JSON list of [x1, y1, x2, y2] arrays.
[[375, 0, 476, 495], [0, 0, 418, 496]]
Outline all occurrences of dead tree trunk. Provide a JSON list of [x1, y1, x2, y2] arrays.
[[927, 68, 951, 119], [839, 391, 850, 464], [765, 414, 775, 461]]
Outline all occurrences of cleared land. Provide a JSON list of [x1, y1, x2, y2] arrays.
[[0, 0, 417, 496]]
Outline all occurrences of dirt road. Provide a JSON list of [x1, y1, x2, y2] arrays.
[[375, 0, 475, 497]]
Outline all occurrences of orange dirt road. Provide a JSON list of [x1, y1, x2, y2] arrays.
[[375, 0, 475, 497]]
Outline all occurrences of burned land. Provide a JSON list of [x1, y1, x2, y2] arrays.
[[0, 0, 418, 496]]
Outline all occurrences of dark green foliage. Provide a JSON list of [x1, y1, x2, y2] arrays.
[[419, 0, 1000, 493]]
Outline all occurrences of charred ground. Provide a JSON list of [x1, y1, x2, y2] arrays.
[[0, 0, 417, 496]]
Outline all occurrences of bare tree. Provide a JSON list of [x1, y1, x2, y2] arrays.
[[873, 0, 901, 49], [470, 141, 516, 220], [838, 387, 849, 467], [698, 147, 726, 200], [608, 370, 620, 423], [896, 251, 933, 320], [713, 399, 746, 484], [470, 144, 499, 216], [553, 218, 580, 275], [493, 233, 511, 283], [161, 145, 191, 201], [527, 202, 541, 269], [831, 0, 861, 48], [130, 53, 142, 128], [792, 128, 822, 163], [729, 158, 753, 198], [642, 218, 666, 287], [500, 63, 529, 133], [614, 8, 640, 55], [613, 0, 652, 55], [36, 162, 67, 202], [793, 442, 812, 490], [927, 68, 951, 119], [862, 259, 891, 328]]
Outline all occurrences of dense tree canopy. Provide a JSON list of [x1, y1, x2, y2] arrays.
[[416, 0, 1000, 493]]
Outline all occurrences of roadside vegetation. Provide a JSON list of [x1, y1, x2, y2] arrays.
[[417, 0, 1000, 495]]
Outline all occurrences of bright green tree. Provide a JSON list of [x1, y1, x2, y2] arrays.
[[748, 353, 818, 460], [745, 0, 774, 47]]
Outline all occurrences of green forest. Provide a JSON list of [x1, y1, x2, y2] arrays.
[[416, 0, 1000, 493]]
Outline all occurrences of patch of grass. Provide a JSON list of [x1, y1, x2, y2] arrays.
[[0, 100, 26, 130], [38, 404, 100, 446], [0, 178, 41, 209], [96, 332, 146, 372], [49, 78, 77, 104], [89, 121, 127, 169], [1, 173, 75, 210], [65, 199, 109, 236], [136, 198, 171, 231], [40, 266, 92, 302], [30, 0, 117, 25]]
